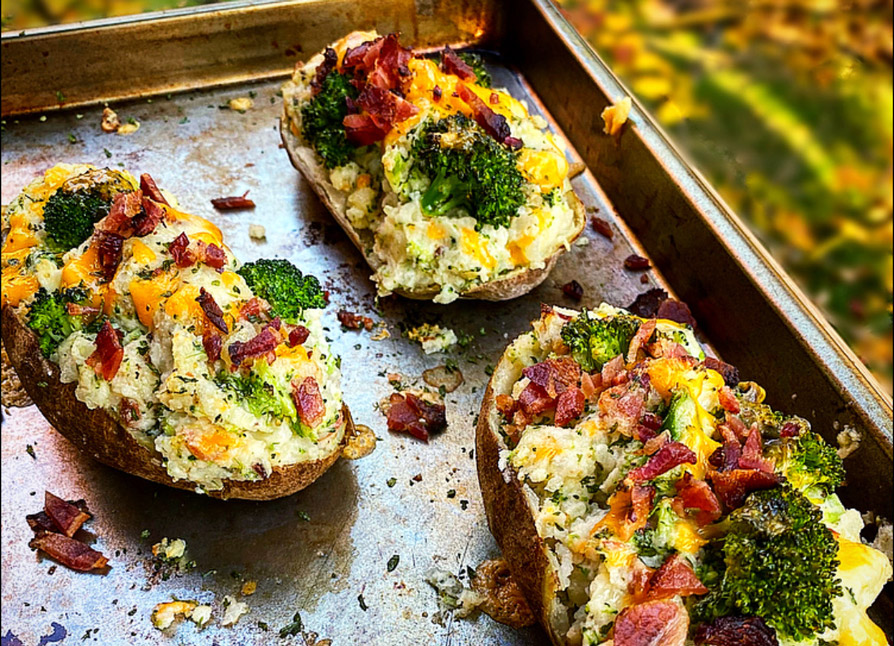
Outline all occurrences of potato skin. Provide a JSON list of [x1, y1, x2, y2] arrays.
[[1, 304, 351, 501], [279, 96, 586, 303], [475, 340, 567, 645]]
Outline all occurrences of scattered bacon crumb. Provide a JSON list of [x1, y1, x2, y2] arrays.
[[168, 232, 195, 267], [311, 47, 338, 94], [95, 231, 125, 282], [673, 473, 722, 525], [627, 441, 696, 483], [495, 394, 518, 419], [288, 325, 310, 347], [624, 254, 651, 271], [211, 192, 255, 210], [42, 492, 91, 538], [562, 279, 584, 301], [554, 387, 585, 426], [440, 46, 477, 82], [28, 533, 108, 572], [337, 309, 374, 331], [139, 173, 169, 205], [227, 328, 277, 366], [202, 331, 222, 362], [385, 392, 447, 442], [591, 217, 614, 240], [641, 554, 708, 602], [708, 468, 781, 510], [26, 492, 108, 572], [292, 376, 324, 428], [780, 421, 801, 438], [703, 357, 740, 387], [612, 599, 688, 646], [693, 616, 779, 646]]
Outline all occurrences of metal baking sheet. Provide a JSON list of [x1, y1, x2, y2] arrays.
[[2, 0, 891, 643]]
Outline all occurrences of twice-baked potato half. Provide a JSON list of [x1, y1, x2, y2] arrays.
[[1, 164, 352, 500], [477, 303, 891, 645], [281, 31, 585, 304]]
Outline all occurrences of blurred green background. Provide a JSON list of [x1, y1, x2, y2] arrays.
[[2, 0, 891, 391]]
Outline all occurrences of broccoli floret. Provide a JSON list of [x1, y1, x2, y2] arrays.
[[411, 115, 525, 229], [26, 287, 89, 357], [43, 168, 133, 252], [768, 431, 845, 497], [237, 259, 326, 322], [300, 71, 359, 169], [215, 370, 296, 422], [695, 486, 841, 640], [560, 310, 642, 372]]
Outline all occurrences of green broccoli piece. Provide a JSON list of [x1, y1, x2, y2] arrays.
[[215, 370, 296, 422], [411, 115, 525, 229], [237, 259, 326, 322], [767, 431, 845, 497], [560, 310, 642, 372], [695, 485, 841, 640], [300, 71, 359, 169], [43, 168, 133, 252], [736, 396, 786, 437], [26, 287, 90, 357]]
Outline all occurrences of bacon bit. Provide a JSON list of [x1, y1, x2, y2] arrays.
[[580, 372, 598, 400], [440, 46, 478, 81], [311, 47, 339, 94], [386, 392, 447, 442], [292, 377, 324, 428], [780, 421, 801, 438], [673, 473, 722, 525], [627, 319, 657, 363], [554, 387, 585, 426], [597, 386, 645, 437], [168, 232, 195, 267], [594, 485, 654, 541], [87, 321, 124, 381], [631, 484, 655, 525], [562, 279, 584, 301], [343, 113, 389, 145], [495, 394, 518, 419], [638, 431, 669, 456], [613, 599, 688, 646], [139, 173, 169, 205], [693, 616, 779, 646], [350, 84, 419, 141], [643, 554, 708, 602], [196, 288, 229, 334], [591, 217, 614, 240], [211, 192, 255, 210], [624, 254, 651, 271], [287, 325, 310, 347], [522, 357, 581, 398], [119, 397, 142, 428], [94, 231, 124, 282], [708, 469, 781, 510], [239, 297, 266, 320], [506, 408, 530, 445], [29, 532, 108, 572], [455, 82, 515, 146], [738, 425, 774, 472], [43, 492, 91, 538], [227, 327, 277, 367], [717, 386, 740, 413], [65, 302, 100, 318], [200, 243, 226, 270], [656, 299, 697, 329], [337, 309, 374, 330], [345, 33, 414, 91], [432, 85, 442, 101], [100, 190, 143, 236], [202, 331, 222, 362], [133, 197, 165, 237], [627, 441, 697, 483], [703, 357, 739, 387], [601, 354, 626, 385], [628, 288, 669, 318]]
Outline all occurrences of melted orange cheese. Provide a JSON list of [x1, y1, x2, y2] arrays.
[[61, 244, 105, 308], [461, 228, 496, 270], [130, 270, 181, 329]]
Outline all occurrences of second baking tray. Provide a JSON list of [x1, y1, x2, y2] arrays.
[[1, 0, 891, 643]]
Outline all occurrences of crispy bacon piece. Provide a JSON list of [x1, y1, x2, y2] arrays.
[[440, 46, 477, 81], [28, 533, 108, 572], [455, 82, 517, 147], [287, 325, 310, 347], [119, 397, 142, 428], [673, 473, 722, 525], [139, 173, 169, 205], [592, 216, 614, 240], [628, 288, 669, 318], [202, 331, 222, 362], [624, 254, 651, 271], [227, 327, 277, 367], [87, 321, 123, 381], [554, 387, 585, 427], [638, 431, 669, 456], [595, 485, 654, 541], [95, 231, 125, 282], [693, 616, 779, 646], [522, 358, 581, 398], [366, 33, 414, 90], [200, 243, 226, 270], [627, 319, 657, 362], [561, 279, 584, 301], [643, 554, 708, 602], [627, 441, 696, 483], [613, 599, 689, 646], [386, 392, 447, 442], [343, 113, 389, 146], [506, 408, 530, 444], [597, 386, 645, 437], [292, 377, 324, 428], [239, 297, 266, 320], [196, 288, 229, 334], [708, 468, 781, 510], [168, 232, 195, 267], [517, 382, 556, 416], [42, 492, 91, 538], [601, 354, 626, 385], [311, 47, 338, 94], [738, 425, 774, 473], [703, 357, 740, 387], [495, 394, 518, 419], [580, 372, 599, 400], [100, 190, 143, 236], [717, 386, 740, 413], [337, 309, 374, 330], [780, 421, 801, 438], [353, 84, 419, 131], [133, 197, 165, 237], [65, 302, 100, 318], [211, 192, 255, 210], [656, 299, 697, 329], [709, 440, 742, 473]]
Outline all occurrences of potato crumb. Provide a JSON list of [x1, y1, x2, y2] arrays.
[[228, 97, 254, 113], [836, 425, 861, 459], [151, 600, 197, 630], [101, 107, 120, 133], [190, 605, 212, 627], [241, 580, 257, 596], [117, 120, 140, 135], [601, 96, 631, 136], [407, 324, 457, 354], [248, 224, 266, 240], [221, 595, 249, 626]]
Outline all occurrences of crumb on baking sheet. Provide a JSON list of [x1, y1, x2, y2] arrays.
[[407, 324, 457, 354], [221, 595, 249, 626], [601, 96, 631, 136], [228, 97, 254, 113], [249, 224, 266, 240]]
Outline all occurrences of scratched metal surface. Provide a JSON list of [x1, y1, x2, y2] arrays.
[[0, 61, 679, 645]]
